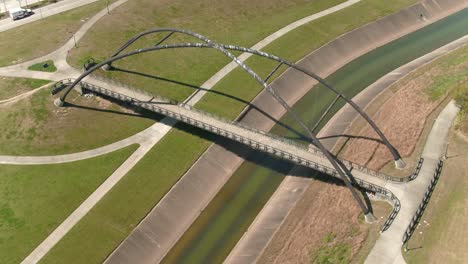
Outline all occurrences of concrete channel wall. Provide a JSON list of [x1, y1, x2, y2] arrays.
[[104, 1, 468, 263]]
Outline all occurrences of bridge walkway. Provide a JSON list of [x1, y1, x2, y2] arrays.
[[68, 77, 390, 188]]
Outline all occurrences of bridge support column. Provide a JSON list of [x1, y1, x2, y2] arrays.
[[395, 158, 406, 169], [364, 212, 377, 223], [54, 98, 65, 107]]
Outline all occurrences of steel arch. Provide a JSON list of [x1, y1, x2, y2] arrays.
[[58, 29, 402, 218], [104, 28, 404, 166]]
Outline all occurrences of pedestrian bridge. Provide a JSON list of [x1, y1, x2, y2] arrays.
[[54, 28, 406, 218], [56, 78, 391, 187]]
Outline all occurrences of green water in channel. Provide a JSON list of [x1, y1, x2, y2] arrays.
[[162, 8, 468, 264]]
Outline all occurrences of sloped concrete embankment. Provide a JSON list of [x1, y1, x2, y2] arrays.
[[104, 1, 468, 263]]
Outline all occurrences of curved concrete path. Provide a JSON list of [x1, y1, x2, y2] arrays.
[[365, 101, 459, 264], [0, 121, 162, 164]]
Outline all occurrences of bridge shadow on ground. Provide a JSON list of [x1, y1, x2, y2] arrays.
[[173, 121, 374, 213]]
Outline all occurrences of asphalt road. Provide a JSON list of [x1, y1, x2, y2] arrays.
[[0, 0, 101, 32]]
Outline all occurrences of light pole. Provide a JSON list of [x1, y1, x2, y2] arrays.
[[68, 31, 77, 48], [2, 0, 7, 14], [106, 0, 109, 14]]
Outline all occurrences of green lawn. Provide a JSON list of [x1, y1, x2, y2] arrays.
[[67, 0, 346, 101], [40, 125, 215, 264], [37, 1, 422, 263], [0, 88, 158, 155], [0, 145, 138, 264], [28, 60, 57, 72], [0, 77, 49, 100], [0, 0, 115, 67]]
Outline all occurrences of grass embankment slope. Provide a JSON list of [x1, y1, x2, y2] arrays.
[[0, 0, 115, 67], [38, 1, 420, 263], [340, 42, 468, 172], [257, 178, 391, 264], [0, 145, 137, 264], [0, 77, 49, 100], [0, 88, 158, 155]]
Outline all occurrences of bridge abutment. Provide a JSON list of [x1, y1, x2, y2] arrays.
[[54, 98, 64, 107], [364, 212, 378, 223], [395, 158, 406, 169]]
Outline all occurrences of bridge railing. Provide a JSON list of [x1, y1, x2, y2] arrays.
[[56, 78, 423, 184], [402, 159, 443, 244], [354, 177, 401, 232], [81, 76, 317, 152]]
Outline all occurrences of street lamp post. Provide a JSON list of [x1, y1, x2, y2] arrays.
[[106, 0, 109, 14], [2, 0, 7, 14]]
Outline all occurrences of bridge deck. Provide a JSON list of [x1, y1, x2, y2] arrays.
[[67, 78, 392, 189]]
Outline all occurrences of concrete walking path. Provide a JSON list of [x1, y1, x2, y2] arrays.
[[365, 101, 459, 264], [0, 121, 163, 164]]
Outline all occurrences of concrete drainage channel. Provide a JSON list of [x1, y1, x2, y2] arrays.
[[159, 5, 468, 264]]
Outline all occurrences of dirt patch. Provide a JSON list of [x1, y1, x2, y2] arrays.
[[258, 180, 367, 264]]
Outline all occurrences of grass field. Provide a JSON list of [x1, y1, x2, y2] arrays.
[[0, 145, 138, 264], [403, 132, 468, 264], [0, 88, 158, 155], [0, 0, 115, 67], [40, 125, 215, 264], [28, 60, 57, 72], [67, 0, 346, 101], [0, 77, 49, 100], [36, 1, 422, 262]]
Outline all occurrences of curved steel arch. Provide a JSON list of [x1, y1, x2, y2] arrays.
[[103, 28, 404, 167], [58, 29, 402, 219]]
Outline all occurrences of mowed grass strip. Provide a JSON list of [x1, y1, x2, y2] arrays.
[[0, 77, 49, 100], [28, 60, 57, 72], [38, 1, 422, 263], [40, 124, 215, 264], [0, 145, 138, 264], [0, 88, 158, 155], [0, 0, 115, 67], [68, 0, 345, 102]]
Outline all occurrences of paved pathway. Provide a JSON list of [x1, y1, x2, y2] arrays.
[[365, 101, 459, 264], [0, 121, 163, 164], [0, 0, 104, 32]]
